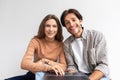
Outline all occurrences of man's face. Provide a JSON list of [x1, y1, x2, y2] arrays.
[[64, 13, 82, 36]]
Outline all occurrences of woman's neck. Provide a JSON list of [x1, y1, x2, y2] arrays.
[[45, 37, 56, 42]]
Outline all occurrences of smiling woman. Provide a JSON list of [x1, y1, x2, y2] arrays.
[[5, 14, 66, 80], [44, 19, 58, 41]]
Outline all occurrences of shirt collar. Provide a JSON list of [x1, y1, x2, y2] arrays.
[[81, 29, 87, 40]]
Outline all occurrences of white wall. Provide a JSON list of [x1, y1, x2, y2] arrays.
[[0, 0, 120, 80]]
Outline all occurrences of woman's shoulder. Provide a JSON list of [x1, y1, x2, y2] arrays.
[[56, 41, 64, 47], [30, 38, 43, 45]]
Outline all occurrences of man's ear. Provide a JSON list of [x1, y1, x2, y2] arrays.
[[79, 20, 83, 25]]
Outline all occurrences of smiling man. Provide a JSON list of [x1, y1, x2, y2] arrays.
[[60, 9, 110, 80]]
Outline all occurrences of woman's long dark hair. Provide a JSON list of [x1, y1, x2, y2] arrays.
[[34, 14, 63, 41]]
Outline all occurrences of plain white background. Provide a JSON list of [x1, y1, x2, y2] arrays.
[[0, 0, 120, 80]]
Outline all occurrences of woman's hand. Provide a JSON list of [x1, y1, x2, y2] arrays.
[[50, 65, 65, 76], [41, 58, 58, 66], [41, 58, 48, 63], [41, 58, 65, 75]]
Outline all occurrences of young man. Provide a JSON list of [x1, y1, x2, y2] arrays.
[[60, 9, 110, 80]]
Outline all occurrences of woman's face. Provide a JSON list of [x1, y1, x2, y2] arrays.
[[44, 19, 58, 41]]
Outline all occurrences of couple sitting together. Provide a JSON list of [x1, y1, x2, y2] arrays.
[[5, 9, 110, 80]]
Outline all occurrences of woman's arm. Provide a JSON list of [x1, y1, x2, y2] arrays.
[[21, 39, 51, 73]]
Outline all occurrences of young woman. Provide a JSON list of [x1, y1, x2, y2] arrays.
[[5, 14, 66, 80]]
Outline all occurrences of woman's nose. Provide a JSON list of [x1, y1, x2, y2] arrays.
[[49, 26, 53, 31]]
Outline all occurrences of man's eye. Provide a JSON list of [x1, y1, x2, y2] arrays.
[[72, 19, 75, 22], [65, 22, 69, 25]]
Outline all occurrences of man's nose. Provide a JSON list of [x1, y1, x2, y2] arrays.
[[70, 21, 74, 26]]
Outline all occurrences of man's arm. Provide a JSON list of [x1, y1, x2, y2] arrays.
[[89, 31, 109, 79], [63, 41, 78, 73], [89, 70, 104, 80]]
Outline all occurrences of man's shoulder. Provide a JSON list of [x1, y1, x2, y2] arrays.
[[85, 29, 104, 36], [84, 29, 105, 41], [64, 35, 74, 43], [85, 29, 101, 33]]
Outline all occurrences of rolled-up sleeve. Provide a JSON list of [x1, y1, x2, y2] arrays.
[[94, 32, 110, 76]]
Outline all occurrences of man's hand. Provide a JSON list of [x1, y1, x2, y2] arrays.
[[66, 69, 77, 74]]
